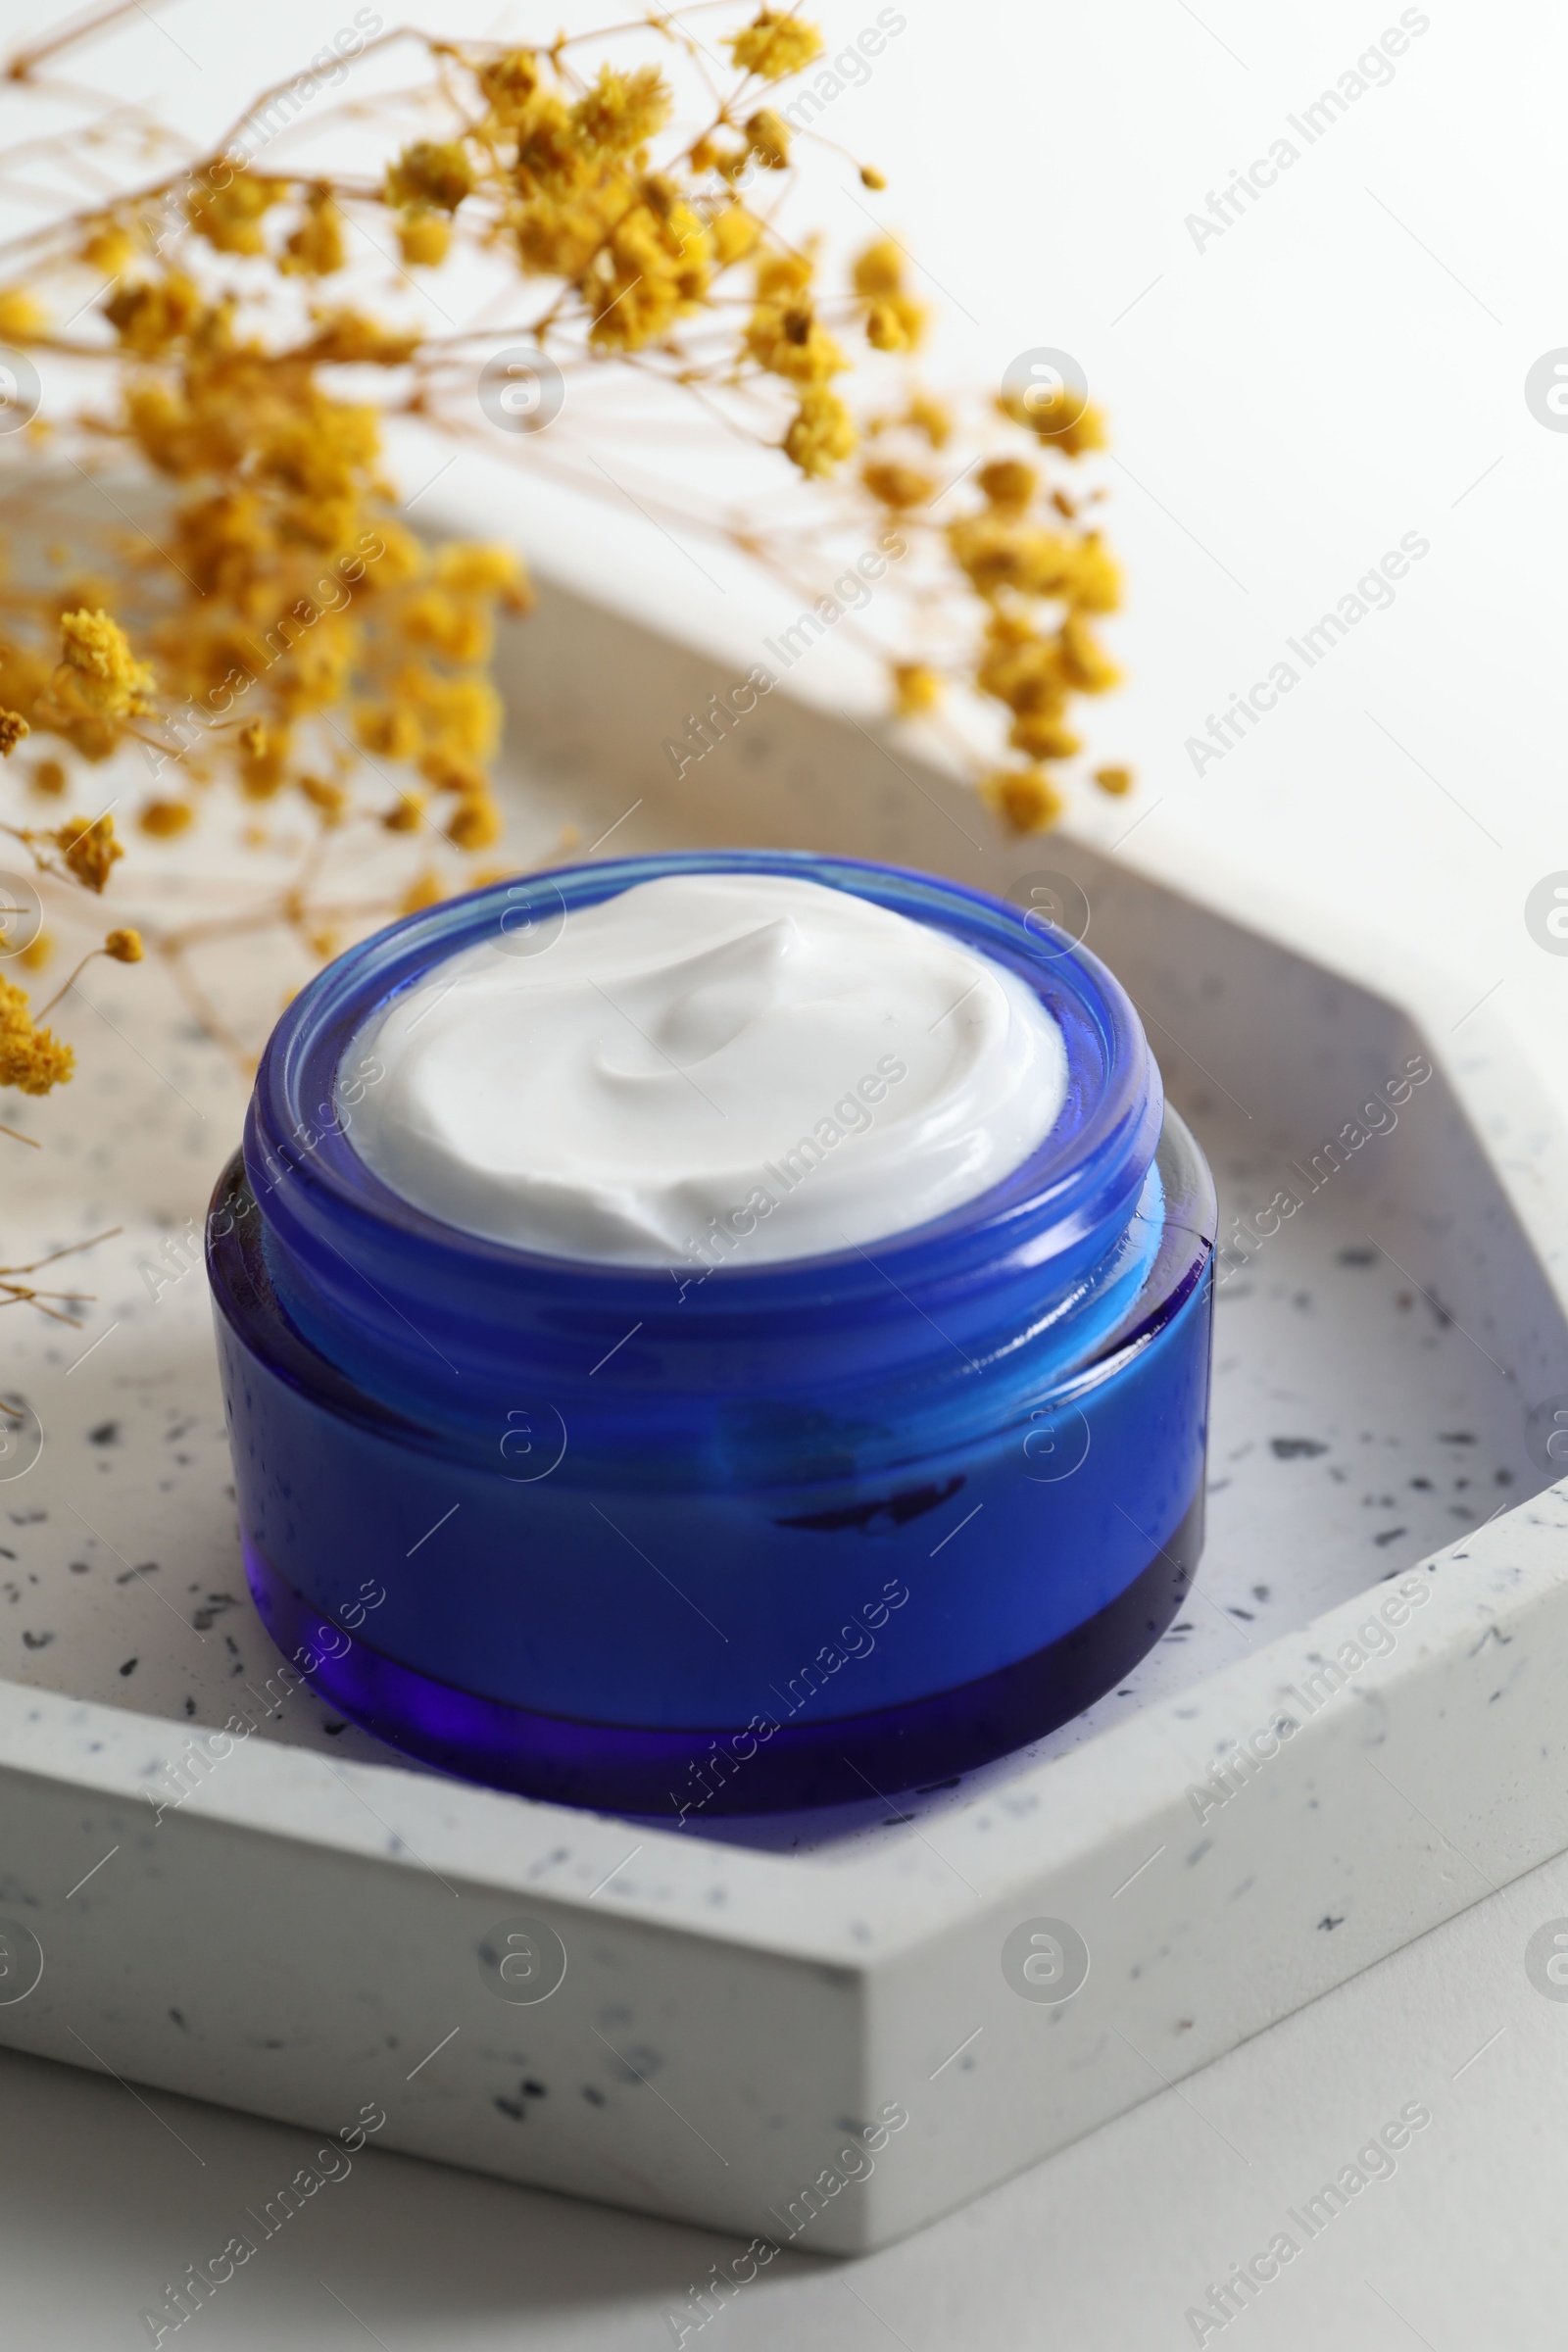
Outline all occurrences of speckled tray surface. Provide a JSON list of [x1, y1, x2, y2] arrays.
[[4, 564, 1568, 2254], [0, 746, 1544, 1857], [0, 1054, 1535, 1856]]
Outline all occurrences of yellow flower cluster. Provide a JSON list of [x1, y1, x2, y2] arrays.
[[488, 59, 721, 353], [0, 975, 73, 1094], [848, 366, 1128, 826], [852, 239, 925, 354], [0, 1, 1130, 1127], [892, 662, 941, 716], [744, 249, 852, 477], [0, 288, 44, 342], [281, 188, 347, 279], [725, 11, 825, 79], [92, 252, 526, 852], [946, 463, 1123, 827], [56, 812, 123, 893], [187, 170, 283, 257], [384, 142, 473, 216], [1002, 382, 1108, 461], [0, 197, 537, 1095], [54, 610, 155, 720]]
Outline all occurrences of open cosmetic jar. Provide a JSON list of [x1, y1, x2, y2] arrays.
[[208, 850, 1215, 1818]]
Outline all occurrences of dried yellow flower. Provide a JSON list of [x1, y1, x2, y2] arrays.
[[238, 737, 289, 799], [187, 168, 282, 256], [0, 288, 45, 342], [864, 297, 923, 354], [1007, 710, 1081, 760], [54, 610, 154, 719], [102, 272, 202, 355], [892, 662, 942, 716], [710, 205, 761, 268], [725, 10, 825, 79], [56, 812, 122, 893], [79, 219, 134, 277], [418, 749, 487, 796], [1002, 386, 1107, 458], [30, 758, 66, 797], [412, 673, 502, 761], [853, 240, 902, 299], [434, 543, 532, 612], [385, 141, 473, 215], [1067, 534, 1121, 613], [303, 312, 420, 367], [980, 767, 1066, 834], [585, 191, 713, 351], [784, 384, 855, 476], [0, 709, 29, 755], [446, 794, 503, 852], [948, 513, 1077, 601], [861, 460, 933, 509], [299, 774, 348, 825], [104, 927, 143, 963], [1056, 613, 1119, 695], [747, 298, 845, 386], [903, 392, 951, 449], [755, 248, 812, 300], [281, 188, 347, 278], [975, 614, 1068, 718], [359, 705, 422, 761], [978, 459, 1037, 511], [1093, 764, 1133, 797], [852, 239, 924, 352], [397, 211, 451, 268], [139, 799, 194, 837], [477, 51, 541, 123], [745, 110, 791, 170], [17, 930, 49, 971], [0, 976, 74, 1094], [572, 66, 671, 157]]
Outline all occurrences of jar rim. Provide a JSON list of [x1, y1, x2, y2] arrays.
[[248, 849, 1158, 1307]]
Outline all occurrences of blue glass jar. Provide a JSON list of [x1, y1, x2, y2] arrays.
[[208, 851, 1215, 1818]]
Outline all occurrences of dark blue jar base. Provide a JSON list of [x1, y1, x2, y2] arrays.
[[242, 1494, 1200, 1819]]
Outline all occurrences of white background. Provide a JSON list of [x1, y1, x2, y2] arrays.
[[2, 1, 1568, 2344]]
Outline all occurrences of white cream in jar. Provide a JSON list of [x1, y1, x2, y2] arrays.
[[347, 871, 1068, 1266]]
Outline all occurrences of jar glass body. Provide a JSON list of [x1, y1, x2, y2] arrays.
[[209, 850, 1216, 1817]]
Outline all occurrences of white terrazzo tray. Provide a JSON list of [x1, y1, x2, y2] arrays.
[[1, 564, 1566, 2256]]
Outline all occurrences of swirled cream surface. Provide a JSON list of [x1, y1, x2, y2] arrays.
[[347, 872, 1068, 1266]]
